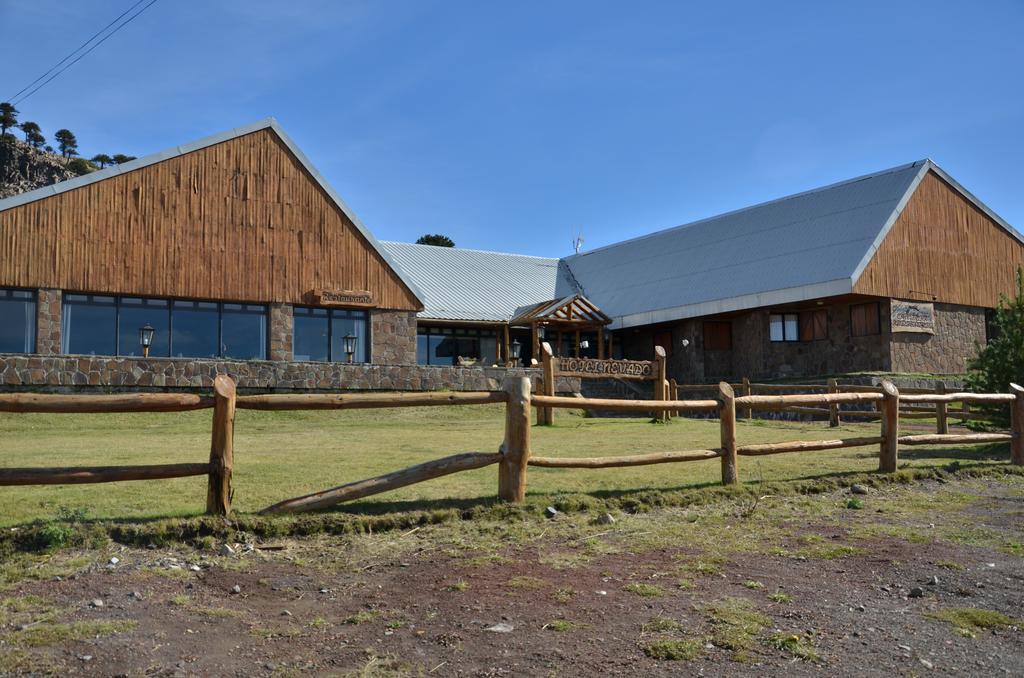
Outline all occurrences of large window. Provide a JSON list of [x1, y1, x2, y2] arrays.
[[0, 289, 36, 353], [417, 326, 497, 366], [62, 294, 117, 355], [850, 302, 881, 337], [769, 313, 799, 342], [61, 294, 267, 359], [293, 307, 368, 363]]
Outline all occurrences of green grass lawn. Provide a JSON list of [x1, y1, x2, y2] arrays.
[[0, 405, 1012, 527]]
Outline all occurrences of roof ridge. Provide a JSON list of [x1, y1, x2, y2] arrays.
[[381, 240, 559, 262], [565, 159, 928, 261]]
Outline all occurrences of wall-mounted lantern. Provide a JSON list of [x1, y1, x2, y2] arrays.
[[343, 333, 358, 363], [139, 324, 155, 358]]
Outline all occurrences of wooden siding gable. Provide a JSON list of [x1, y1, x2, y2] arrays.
[[0, 120, 424, 311], [853, 167, 1024, 308]]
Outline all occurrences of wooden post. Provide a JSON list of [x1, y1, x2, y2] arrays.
[[499, 377, 532, 502], [664, 379, 672, 420], [531, 324, 540, 365], [1011, 383, 1024, 466], [936, 381, 948, 434], [206, 374, 237, 515], [670, 378, 678, 418], [719, 381, 738, 485], [828, 378, 840, 428], [653, 346, 668, 422], [538, 341, 555, 426], [574, 330, 580, 358], [879, 380, 900, 473], [742, 377, 752, 420], [503, 325, 510, 367], [598, 326, 605, 360]]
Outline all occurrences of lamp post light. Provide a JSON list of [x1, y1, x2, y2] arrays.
[[510, 339, 522, 367], [343, 333, 357, 363], [139, 324, 155, 358]]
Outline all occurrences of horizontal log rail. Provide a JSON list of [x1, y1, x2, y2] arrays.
[[900, 393, 1016, 404], [261, 451, 503, 514], [737, 436, 883, 456], [0, 392, 212, 413], [0, 463, 210, 486], [237, 391, 508, 411], [734, 392, 884, 409], [532, 394, 719, 412], [528, 449, 721, 468], [897, 433, 1014, 446]]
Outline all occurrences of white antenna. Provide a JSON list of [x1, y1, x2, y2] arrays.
[[571, 231, 585, 254]]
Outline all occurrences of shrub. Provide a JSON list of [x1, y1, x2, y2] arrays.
[[965, 268, 1024, 428]]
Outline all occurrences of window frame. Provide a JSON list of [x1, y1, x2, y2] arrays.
[[702, 321, 732, 351], [293, 306, 370, 363], [850, 302, 881, 338], [0, 287, 38, 354], [61, 293, 269, 359], [799, 308, 828, 342], [417, 325, 498, 366], [769, 312, 800, 342]]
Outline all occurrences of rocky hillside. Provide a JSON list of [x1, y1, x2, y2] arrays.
[[0, 136, 76, 199]]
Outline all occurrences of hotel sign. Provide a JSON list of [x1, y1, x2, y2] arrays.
[[557, 357, 654, 379], [890, 300, 935, 334], [309, 289, 376, 308]]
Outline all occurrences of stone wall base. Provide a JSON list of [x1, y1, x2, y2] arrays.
[[0, 354, 579, 394]]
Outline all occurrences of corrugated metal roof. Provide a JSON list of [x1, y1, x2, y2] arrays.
[[379, 242, 560, 322], [561, 160, 931, 328]]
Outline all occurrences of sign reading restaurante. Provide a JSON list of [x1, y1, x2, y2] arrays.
[[310, 289, 376, 308]]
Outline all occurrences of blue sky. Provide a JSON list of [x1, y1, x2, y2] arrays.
[[3, 1, 1023, 256]]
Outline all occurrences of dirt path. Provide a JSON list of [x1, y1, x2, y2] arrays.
[[2, 476, 1023, 676]]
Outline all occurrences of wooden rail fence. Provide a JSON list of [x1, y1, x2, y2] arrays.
[[0, 375, 236, 516], [2, 378, 1022, 517], [667, 378, 1000, 432]]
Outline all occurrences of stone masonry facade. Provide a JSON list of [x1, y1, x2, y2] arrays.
[[0, 354, 578, 394], [35, 289, 61, 355], [268, 303, 293, 361], [619, 299, 990, 382], [371, 310, 417, 364], [890, 303, 987, 375]]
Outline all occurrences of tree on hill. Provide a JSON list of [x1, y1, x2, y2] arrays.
[[0, 103, 18, 138], [416, 233, 455, 247], [19, 121, 45, 148], [90, 154, 114, 168], [54, 129, 78, 159], [112, 154, 136, 164], [965, 267, 1024, 428], [66, 158, 97, 176]]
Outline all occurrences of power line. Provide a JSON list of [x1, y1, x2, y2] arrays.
[[10, 0, 159, 106], [7, 0, 151, 103]]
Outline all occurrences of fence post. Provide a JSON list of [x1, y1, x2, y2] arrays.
[[1011, 383, 1024, 466], [936, 381, 948, 434], [499, 376, 532, 502], [742, 377, 752, 420], [828, 378, 840, 428], [670, 378, 678, 418], [879, 380, 900, 473], [538, 342, 555, 426], [654, 346, 667, 422], [719, 381, 738, 485], [206, 375, 237, 516]]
